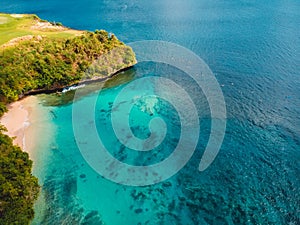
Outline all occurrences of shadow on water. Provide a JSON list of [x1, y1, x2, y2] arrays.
[[39, 67, 137, 107]]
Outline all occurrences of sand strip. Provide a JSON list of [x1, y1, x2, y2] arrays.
[[0, 96, 47, 160]]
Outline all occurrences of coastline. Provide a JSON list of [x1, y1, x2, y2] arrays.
[[0, 95, 56, 223], [23, 65, 135, 96], [0, 96, 52, 162], [0, 12, 137, 224]]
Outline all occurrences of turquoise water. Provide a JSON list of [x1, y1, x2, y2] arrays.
[[1, 0, 300, 224]]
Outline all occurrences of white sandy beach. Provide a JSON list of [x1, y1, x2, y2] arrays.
[[0, 96, 49, 160]]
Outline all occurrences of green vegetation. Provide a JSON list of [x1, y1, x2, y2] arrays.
[[0, 30, 136, 103], [0, 13, 136, 105], [0, 126, 39, 224], [0, 13, 83, 45], [0, 13, 136, 224]]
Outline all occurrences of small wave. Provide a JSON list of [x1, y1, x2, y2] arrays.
[[62, 84, 86, 93]]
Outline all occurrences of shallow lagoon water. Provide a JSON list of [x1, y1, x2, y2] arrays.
[[0, 0, 299, 224]]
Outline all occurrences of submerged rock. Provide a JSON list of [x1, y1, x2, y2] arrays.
[[134, 208, 143, 214]]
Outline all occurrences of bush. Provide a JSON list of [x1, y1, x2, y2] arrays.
[[0, 102, 7, 117]]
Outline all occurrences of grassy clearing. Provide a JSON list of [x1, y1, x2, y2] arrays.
[[0, 13, 83, 46]]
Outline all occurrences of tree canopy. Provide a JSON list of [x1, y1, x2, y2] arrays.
[[0, 128, 39, 224]]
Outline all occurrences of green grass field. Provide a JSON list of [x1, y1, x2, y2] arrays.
[[0, 13, 83, 46]]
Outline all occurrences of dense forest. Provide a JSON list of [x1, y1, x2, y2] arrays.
[[0, 16, 136, 224], [0, 30, 136, 105], [0, 126, 39, 224]]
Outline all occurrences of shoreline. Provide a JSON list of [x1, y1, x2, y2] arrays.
[[22, 65, 135, 97], [0, 64, 135, 158], [0, 95, 55, 223], [0, 96, 49, 161]]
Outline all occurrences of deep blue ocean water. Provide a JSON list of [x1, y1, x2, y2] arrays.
[[1, 0, 300, 224]]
